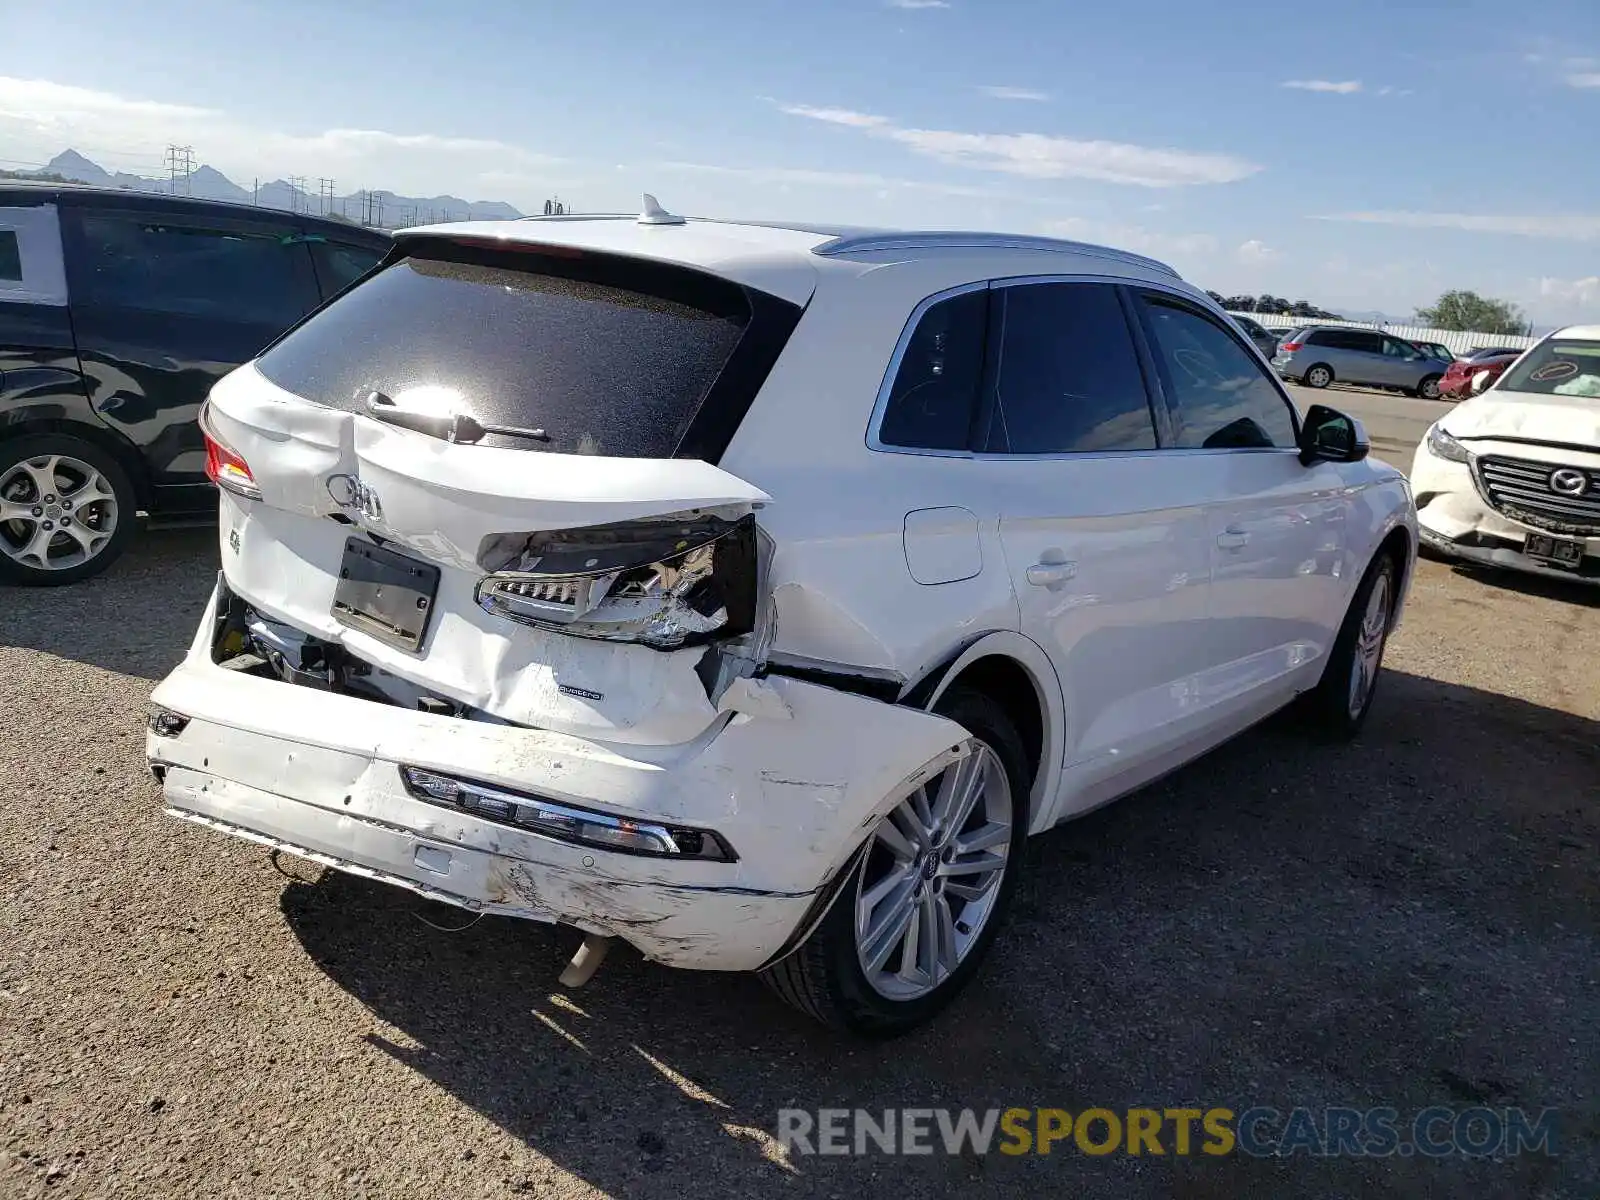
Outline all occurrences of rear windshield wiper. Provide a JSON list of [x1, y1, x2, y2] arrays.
[[363, 391, 552, 445]]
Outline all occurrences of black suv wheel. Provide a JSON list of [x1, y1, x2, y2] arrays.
[[0, 434, 137, 585]]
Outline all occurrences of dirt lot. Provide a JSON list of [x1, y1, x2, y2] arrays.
[[2, 529, 1596, 1199]]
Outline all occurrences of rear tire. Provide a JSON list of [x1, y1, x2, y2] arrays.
[[1417, 374, 1442, 400], [1304, 364, 1334, 389], [0, 434, 138, 586], [1304, 552, 1398, 738], [760, 686, 1029, 1036]]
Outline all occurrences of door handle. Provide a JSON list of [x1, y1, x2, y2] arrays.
[[1026, 561, 1077, 588], [1216, 527, 1251, 551]]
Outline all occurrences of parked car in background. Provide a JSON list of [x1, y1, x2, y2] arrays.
[[0, 184, 389, 584], [1465, 346, 1526, 360], [1440, 350, 1519, 400], [1274, 326, 1451, 399], [147, 206, 1417, 1035], [1230, 313, 1281, 359], [1412, 325, 1600, 582]]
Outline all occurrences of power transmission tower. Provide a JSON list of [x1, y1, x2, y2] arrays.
[[318, 178, 335, 216], [288, 176, 307, 214], [165, 145, 194, 195]]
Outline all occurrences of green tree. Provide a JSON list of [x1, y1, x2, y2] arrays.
[[1416, 290, 1531, 336]]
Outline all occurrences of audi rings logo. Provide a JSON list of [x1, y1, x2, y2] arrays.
[[1549, 469, 1589, 497], [327, 474, 383, 520]]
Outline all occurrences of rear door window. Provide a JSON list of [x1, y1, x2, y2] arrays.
[[256, 242, 799, 460], [1136, 295, 1297, 449], [876, 288, 987, 451], [982, 282, 1156, 454], [71, 213, 319, 327]]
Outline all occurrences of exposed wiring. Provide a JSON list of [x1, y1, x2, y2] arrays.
[[412, 907, 486, 934]]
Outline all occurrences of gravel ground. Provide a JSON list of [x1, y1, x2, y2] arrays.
[[2, 530, 1596, 1199]]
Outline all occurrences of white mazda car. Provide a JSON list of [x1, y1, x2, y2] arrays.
[[1412, 325, 1600, 583], [147, 201, 1417, 1034]]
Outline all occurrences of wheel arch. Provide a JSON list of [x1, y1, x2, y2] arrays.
[[1375, 521, 1415, 631], [902, 630, 1065, 836], [0, 414, 153, 509]]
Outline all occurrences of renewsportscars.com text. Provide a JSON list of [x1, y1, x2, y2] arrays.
[[777, 1106, 1560, 1158]]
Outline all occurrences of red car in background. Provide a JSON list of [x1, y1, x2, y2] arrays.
[[1440, 348, 1522, 400]]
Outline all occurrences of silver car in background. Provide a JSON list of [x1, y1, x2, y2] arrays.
[[1229, 314, 1282, 359], [1274, 326, 1452, 399]]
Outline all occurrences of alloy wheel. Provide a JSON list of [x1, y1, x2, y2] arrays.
[[854, 743, 1014, 1001], [1348, 571, 1391, 719], [0, 454, 120, 572]]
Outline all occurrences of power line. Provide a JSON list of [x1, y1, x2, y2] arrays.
[[288, 175, 307, 214], [318, 177, 336, 217]]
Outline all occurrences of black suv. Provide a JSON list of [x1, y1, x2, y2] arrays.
[[0, 184, 389, 584]]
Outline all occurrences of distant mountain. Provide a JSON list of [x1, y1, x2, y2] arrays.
[[26, 148, 525, 226], [45, 150, 111, 185]]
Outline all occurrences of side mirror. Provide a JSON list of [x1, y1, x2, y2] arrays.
[[1470, 369, 1494, 395], [1299, 403, 1370, 465]]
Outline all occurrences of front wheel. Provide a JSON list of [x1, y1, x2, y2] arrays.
[[1305, 552, 1398, 737], [1417, 374, 1442, 400], [0, 434, 138, 586], [760, 687, 1028, 1036]]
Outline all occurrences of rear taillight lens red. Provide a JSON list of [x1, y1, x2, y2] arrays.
[[199, 403, 262, 500], [1279, 341, 1302, 353]]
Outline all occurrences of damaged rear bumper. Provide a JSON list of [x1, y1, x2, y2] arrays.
[[147, 587, 968, 972]]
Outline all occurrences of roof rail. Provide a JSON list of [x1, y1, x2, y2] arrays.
[[810, 231, 1181, 279]]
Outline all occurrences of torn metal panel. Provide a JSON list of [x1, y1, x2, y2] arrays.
[[148, 614, 971, 968]]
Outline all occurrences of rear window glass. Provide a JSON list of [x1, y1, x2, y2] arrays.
[[0, 230, 20, 281], [1496, 341, 1600, 399], [256, 250, 764, 458]]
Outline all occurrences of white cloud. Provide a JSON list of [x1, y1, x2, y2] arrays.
[[1538, 276, 1600, 307], [887, 0, 951, 7], [1044, 218, 1219, 260], [1311, 210, 1600, 241], [0, 75, 562, 201], [657, 158, 1008, 199], [0, 76, 216, 123], [1237, 239, 1278, 263], [1567, 72, 1600, 88], [780, 102, 1260, 187], [777, 104, 892, 130], [1282, 79, 1363, 94], [978, 86, 1051, 102]]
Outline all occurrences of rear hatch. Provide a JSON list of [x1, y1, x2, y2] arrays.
[[203, 232, 807, 745]]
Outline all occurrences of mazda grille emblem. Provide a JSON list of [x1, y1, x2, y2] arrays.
[[1549, 468, 1588, 497], [327, 474, 382, 519]]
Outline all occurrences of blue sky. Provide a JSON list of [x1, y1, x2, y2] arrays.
[[3, 0, 1597, 323]]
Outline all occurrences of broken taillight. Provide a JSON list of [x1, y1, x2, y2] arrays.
[[200, 402, 262, 500], [474, 515, 759, 650], [401, 767, 737, 860]]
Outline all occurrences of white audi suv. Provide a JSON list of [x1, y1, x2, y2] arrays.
[[1412, 325, 1600, 583], [147, 200, 1417, 1034]]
